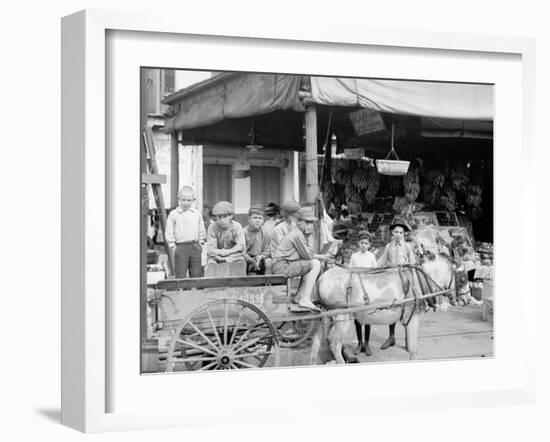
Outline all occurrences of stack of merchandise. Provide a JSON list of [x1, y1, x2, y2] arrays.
[[475, 242, 494, 266]]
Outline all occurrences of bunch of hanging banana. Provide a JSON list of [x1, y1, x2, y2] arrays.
[[440, 187, 457, 212], [352, 166, 368, 190], [364, 165, 380, 204], [403, 166, 420, 203], [450, 165, 469, 192]]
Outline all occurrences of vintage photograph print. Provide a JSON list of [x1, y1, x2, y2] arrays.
[[141, 69, 494, 374]]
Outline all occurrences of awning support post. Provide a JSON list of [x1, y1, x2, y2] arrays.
[[170, 131, 179, 208], [304, 105, 320, 253], [304, 105, 319, 204]]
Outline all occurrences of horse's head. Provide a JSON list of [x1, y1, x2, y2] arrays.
[[421, 252, 471, 305], [452, 258, 472, 305]]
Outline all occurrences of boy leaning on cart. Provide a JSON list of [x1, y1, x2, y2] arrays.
[[165, 185, 207, 278], [206, 201, 246, 264]]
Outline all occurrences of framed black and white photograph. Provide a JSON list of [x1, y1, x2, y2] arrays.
[[61, 9, 537, 433], [140, 69, 494, 374]]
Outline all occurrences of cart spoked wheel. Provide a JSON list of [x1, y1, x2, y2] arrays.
[[166, 299, 279, 372], [274, 319, 319, 348]]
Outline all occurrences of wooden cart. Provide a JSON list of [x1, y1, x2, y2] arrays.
[[145, 272, 450, 372], [146, 274, 319, 372]]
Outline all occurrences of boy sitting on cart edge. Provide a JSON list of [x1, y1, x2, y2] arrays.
[[243, 203, 272, 275], [165, 186, 207, 278], [206, 201, 246, 264], [272, 205, 333, 312]]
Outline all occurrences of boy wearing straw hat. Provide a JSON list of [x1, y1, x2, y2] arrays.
[[374, 217, 416, 350]]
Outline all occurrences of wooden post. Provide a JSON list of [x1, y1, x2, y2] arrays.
[[170, 131, 179, 208], [304, 105, 319, 204], [304, 105, 320, 253], [292, 151, 300, 201]]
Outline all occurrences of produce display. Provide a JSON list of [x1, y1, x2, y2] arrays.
[[475, 242, 494, 266], [334, 161, 380, 215], [325, 157, 491, 261], [466, 161, 484, 220]]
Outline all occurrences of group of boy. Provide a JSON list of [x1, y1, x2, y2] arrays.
[[165, 185, 415, 321], [164, 186, 332, 310]]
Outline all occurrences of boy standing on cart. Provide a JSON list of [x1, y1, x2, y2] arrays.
[[243, 204, 272, 275], [165, 186, 207, 278]]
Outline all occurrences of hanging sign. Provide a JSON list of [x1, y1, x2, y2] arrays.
[[349, 108, 386, 135], [343, 148, 364, 159]]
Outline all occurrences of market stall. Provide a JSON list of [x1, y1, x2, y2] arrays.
[[157, 71, 494, 291]]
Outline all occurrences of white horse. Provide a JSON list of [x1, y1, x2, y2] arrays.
[[310, 252, 471, 364]]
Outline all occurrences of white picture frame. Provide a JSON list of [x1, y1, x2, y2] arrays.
[[61, 9, 537, 433]]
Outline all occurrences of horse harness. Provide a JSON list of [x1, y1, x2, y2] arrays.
[[340, 263, 451, 326]]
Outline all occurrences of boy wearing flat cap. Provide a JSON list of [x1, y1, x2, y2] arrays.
[[272, 206, 332, 311], [165, 186, 207, 278], [206, 201, 246, 264], [374, 217, 416, 351], [243, 204, 272, 275]]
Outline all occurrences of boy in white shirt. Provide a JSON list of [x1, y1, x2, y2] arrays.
[[349, 230, 377, 268], [349, 231, 377, 356], [165, 186, 207, 278]]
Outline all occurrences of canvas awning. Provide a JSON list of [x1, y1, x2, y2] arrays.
[[310, 77, 493, 121], [164, 73, 305, 132], [420, 117, 493, 139], [162, 73, 493, 150]]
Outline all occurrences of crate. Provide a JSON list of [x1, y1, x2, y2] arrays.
[[147, 249, 159, 265], [481, 279, 494, 322], [471, 281, 483, 301], [482, 297, 493, 322]]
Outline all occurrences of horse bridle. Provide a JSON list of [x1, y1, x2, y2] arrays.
[[444, 261, 471, 302]]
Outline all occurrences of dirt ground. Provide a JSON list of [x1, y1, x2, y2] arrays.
[[272, 303, 494, 367]]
